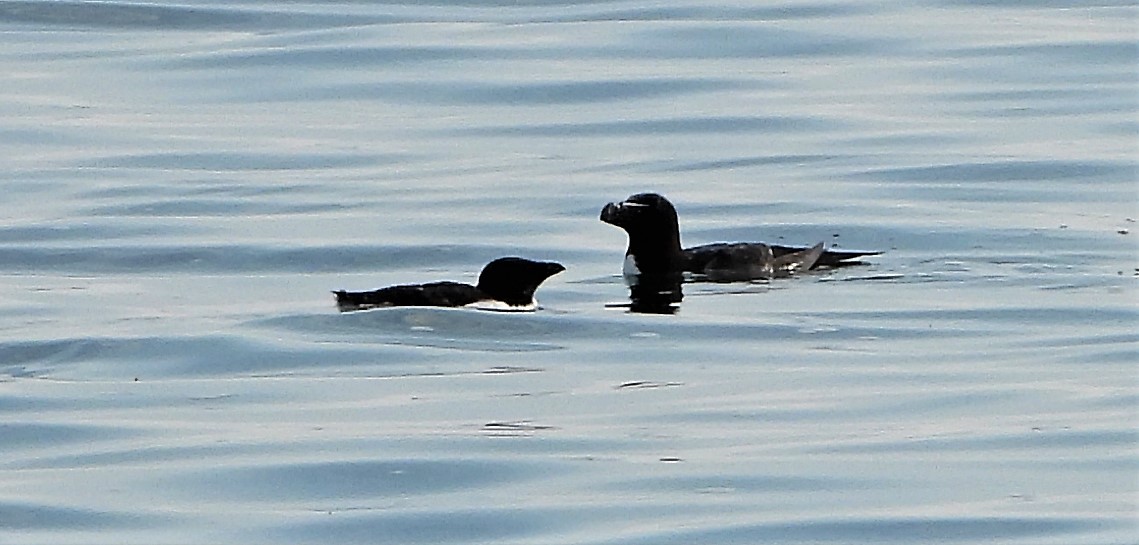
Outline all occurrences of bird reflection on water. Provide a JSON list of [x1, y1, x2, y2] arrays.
[[626, 273, 684, 315]]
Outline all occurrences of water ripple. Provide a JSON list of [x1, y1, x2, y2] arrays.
[[449, 115, 842, 137], [294, 78, 753, 105], [0, 1, 1134, 543], [0, 0, 387, 30], [0, 501, 166, 530], [607, 516, 1115, 544], [176, 458, 551, 501]]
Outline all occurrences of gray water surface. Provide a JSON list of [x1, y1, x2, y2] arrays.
[[1, 1, 1136, 543]]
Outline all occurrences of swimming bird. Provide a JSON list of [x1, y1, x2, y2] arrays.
[[600, 192, 878, 280], [334, 257, 565, 312]]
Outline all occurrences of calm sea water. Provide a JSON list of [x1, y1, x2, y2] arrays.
[[1, 1, 1136, 543]]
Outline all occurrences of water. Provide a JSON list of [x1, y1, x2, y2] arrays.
[[1, 1, 1136, 543]]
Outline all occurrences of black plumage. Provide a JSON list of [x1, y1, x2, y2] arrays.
[[334, 257, 564, 312], [600, 192, 877, 280]]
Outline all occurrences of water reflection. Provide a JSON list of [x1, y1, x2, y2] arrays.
[[626, 273, 684, 315]]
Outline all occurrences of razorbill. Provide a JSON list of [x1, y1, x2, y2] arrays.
[[334, 257, 565, 312], [600, 192, 878, 280]]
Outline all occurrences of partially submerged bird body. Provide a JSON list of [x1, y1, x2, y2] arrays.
[[686, 241, 863, 272], [334, 257, 564, 312], [334, 281, 484, 310], [601, 192, 877, 281], [697, 241, 824, 282]]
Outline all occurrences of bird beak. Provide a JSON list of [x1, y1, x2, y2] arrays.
[[600, 202, 620, 223]]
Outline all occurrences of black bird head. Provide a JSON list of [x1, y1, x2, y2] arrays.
[[600, 192, 685, 275], [476, 257, 565, 306], [600, 193, 679, 239]]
